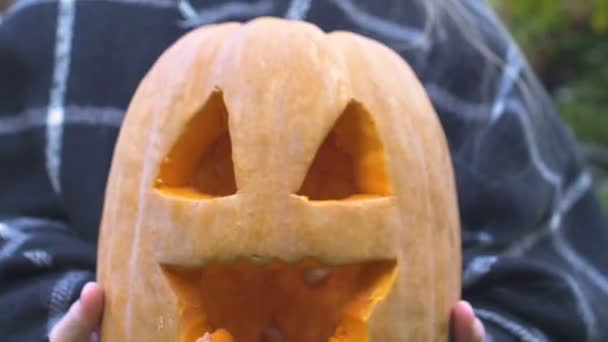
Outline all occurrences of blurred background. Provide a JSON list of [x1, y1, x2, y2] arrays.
[[490, 0, 608, 212], [0, 0, 9, 12], [1, 0, 606, 210]]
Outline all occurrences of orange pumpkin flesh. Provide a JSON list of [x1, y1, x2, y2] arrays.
[[161, 259, 397, 342], [155, 91, 390, 201], [155, 91, 236, 199], [98, 17, 461, 341]]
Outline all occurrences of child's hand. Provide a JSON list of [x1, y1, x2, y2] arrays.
[[451, 300, 485, 342], [49, 282, 104, 342]]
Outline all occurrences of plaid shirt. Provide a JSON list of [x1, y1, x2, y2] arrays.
[[1, 0, 607, 341]]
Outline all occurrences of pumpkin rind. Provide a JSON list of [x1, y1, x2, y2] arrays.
[[97, 17, 461, 341]]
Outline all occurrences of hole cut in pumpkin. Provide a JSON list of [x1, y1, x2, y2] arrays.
[[155, 90, 236, 199], [160, 258, 397, 342], [297, 100, 391, 201]]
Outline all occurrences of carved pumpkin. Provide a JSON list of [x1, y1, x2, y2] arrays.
[[97, 17, 461, 342]]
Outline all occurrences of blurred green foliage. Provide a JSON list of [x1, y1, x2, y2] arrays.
[[491, 0, 608, 209]]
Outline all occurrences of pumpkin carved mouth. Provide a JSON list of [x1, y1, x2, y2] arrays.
[[160, 258, 397, 342]]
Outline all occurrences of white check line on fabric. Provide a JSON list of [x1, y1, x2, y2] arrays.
[[506, 98, 561, 186], [465, 253, 598, 339], [475, 308, 549, 342], [285, 0, 312, 20], [0, 218, 63, 264], [554, 229, 608, 297], [0, 222, 28, 262], [463, 255, 498, 287], [104, 0, 174, 6], [465, 0, 505, 31], [177, 0, 275, 28], [500, 168, 605, 337], [425, 83, 491, 121], [5, 0, 174, 19], [490, 43, 521, 123], [176, 0, 198, 21], [561, 273, 598, 341], [0, 115, 27, 135], [22, 249, 53, 267], [0, 106, 124, 136], [45, 0, 75, 194], [332, 0, 430, 50], [506, 171, 591, 256]]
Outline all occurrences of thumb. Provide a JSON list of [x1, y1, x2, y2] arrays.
[[49, 282, 104, 342], [451, 301, 484, 342]]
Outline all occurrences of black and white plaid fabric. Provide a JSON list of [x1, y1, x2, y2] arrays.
[[1, 0, 607, 341]]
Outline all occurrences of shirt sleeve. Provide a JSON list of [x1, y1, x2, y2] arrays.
[[419, 1, 608, 341], [0, 5, 96, 341]]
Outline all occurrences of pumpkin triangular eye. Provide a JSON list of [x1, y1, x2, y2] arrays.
[[155, 90, 236, 198], [296, 100, 391, 201]]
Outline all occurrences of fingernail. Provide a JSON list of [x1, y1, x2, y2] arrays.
[[460, 300, 473, 313], [81, 282, 96, 296]]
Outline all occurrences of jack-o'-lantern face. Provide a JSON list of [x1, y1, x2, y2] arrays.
[[98, 18, 461, 342]]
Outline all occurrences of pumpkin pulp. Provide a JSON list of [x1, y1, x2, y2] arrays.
[[161, 258, 397, 342]]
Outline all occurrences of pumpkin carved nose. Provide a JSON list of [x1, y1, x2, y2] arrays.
[[161, 258, 397, 342]]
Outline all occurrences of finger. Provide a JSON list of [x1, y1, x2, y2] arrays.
[[451, 300, 484, 342], [79, 282, 104, 327], [472, 317, 485, 342], [49, 282, 104, 342]]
